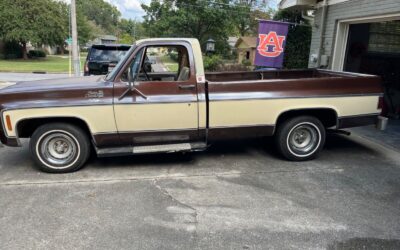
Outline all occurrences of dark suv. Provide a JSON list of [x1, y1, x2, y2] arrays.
[[84, 44, 131, 76]]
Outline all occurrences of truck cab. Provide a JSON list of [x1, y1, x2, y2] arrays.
[[108, 39, 208, 149]]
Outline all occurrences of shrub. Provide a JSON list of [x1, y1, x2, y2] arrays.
[[4, 41, 22, 59], [241, 59, 251, 66], [168, 51, 178, 62], [217, 63, 250, 72], [203, 54, 223, 72], [28, 50, 46, 58], [274, 9, 312, 69]]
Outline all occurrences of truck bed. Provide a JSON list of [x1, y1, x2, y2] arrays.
[[205, 69, 375, 82], [204, 69, 383, 140]]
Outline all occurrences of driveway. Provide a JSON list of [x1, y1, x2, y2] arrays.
[[1, 135, 400, 249]]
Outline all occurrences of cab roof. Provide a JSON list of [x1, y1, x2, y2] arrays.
[[136, 38, 200, 45]]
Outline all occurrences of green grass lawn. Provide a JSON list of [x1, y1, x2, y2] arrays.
[[0, 54, 86, 73]]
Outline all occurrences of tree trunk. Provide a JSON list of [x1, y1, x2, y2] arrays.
[[60, 45, 65, 55], [22, 42, 28, 60]]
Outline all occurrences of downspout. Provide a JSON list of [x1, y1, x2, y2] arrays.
[[316, 0, 328, 68]]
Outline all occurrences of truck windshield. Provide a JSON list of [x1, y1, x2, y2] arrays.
[[105, 44, 136, 81]]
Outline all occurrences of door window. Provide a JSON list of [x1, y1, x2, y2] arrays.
[[122, 45, 190, 82]]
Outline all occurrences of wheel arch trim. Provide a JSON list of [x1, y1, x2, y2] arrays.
[[14, 116, 96, 146], [273, 107, 340, 134]]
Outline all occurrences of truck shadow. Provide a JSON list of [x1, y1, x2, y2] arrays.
[[91, 133, 381, 169]]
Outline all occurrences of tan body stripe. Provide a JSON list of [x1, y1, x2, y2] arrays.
[[209, 96, 380, 127], [3, 106, 116, 137], [3, 96, 380, 138], [113, 103, 199, 132]]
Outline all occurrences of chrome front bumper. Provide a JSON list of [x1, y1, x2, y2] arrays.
[[376, 116, 388, 131]]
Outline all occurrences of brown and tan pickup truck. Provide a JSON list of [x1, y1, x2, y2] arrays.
[[0, 38, 386, 173]]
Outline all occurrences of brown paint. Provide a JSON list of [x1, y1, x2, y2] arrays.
[[337, 114, 378, 129], [93, 129, 199, 147], [207, 70, 382, 101], [0, 39, 383, 149], [208, 125, 275, 141]]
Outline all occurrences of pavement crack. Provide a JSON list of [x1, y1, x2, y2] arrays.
[[152, 179, 199, 234], [152, 179, 198, 217]]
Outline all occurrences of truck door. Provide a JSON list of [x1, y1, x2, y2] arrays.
[[113, 42, 200, 146]]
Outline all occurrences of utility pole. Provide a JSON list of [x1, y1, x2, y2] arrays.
[[70, 0, 80, 76], [133, 18, 136, 41]]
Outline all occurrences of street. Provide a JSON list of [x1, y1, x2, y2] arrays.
[[1, 134, 400, 249], [0, 72, 69, 83]]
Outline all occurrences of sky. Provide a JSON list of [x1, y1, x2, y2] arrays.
[[104, 0, 278, 20], [104, 0, 151, 20]]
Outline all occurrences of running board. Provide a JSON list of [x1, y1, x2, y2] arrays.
[[133, 143, 191, 154], [96, 142, 207, 157]]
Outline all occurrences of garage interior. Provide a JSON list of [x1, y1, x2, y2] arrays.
[[343, 19, 400, 149], [344, 20, 400, 119]]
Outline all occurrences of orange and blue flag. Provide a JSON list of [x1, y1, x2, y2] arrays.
[[254, 20, 289, 68]]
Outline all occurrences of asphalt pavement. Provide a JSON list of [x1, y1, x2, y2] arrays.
[[0, 72, 399, 249], [1, 135, 400, 249]]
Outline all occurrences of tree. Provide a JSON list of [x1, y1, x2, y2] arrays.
[[141, 0, 237, 55], [231, 1, 272, 36], [56, 1, 94, 53], [119, 19, 145, 41], [274, 9, 312, 68], [118, 33, 134, 45], [0, 0, 67, 59], [76, 0, 121, 35], [141, 0, 273, 55]]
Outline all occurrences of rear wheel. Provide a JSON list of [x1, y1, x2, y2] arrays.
[[275, 116, 325, 161], [30, 123, 91, 173]]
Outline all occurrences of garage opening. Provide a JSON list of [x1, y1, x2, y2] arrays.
[[344, 20, 400, 119], [342, 19, 400, 149]]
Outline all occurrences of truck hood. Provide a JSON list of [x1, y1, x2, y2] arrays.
[[0, 75, 105, 94], [0, 75, 113, 111]]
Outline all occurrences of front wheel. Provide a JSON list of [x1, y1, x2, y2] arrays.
[[30, 123, 91, 173], [275, 116, 326, 161]]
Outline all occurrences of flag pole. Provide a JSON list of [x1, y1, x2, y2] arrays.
[[255, 18, 311, 27]]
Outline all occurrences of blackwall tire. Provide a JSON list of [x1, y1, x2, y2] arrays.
[[275, 116, 326, 161], [29, 123, 91, 173]]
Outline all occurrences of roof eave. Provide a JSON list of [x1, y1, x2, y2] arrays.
[[278, 0, 317, 10]]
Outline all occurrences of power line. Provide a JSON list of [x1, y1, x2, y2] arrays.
[[147, 0, 270, 12]]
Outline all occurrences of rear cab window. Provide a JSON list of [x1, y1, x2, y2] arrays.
[[89, 45, 130, 62]]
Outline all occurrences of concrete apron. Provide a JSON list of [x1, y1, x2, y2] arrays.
[[350, 119, 400, 152]]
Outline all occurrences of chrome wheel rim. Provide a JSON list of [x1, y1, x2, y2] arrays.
[[37, 131, 80, 169], [287, 122, 321, 157]]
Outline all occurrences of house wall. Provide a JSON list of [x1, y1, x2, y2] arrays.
[[237, 48, 256, 65], [309, 0, 400, 68]]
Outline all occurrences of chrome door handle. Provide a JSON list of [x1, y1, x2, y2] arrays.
[[179, 84, 196, 90]]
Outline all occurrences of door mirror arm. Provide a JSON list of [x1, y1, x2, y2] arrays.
[[119, 67, 148, 101]]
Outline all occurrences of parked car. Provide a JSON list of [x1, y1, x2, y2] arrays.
[[84, 44, 131, 76], [0, 38, 386, 173]]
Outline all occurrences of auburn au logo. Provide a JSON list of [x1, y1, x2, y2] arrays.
[[257, 32, 286, 57]]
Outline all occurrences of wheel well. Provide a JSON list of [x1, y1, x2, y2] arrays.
[[276, 109, 338, 130], [16, 117, 92, 138]]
